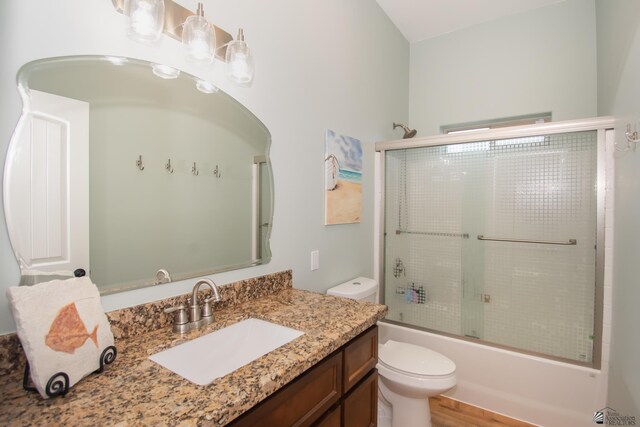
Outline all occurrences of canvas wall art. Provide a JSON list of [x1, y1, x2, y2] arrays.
[[324, 129, 362, 225]]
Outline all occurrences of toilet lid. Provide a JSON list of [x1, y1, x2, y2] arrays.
[[379, 340, 455, 377]]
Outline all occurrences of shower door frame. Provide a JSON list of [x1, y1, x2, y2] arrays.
[[375, 116, 614, 369]]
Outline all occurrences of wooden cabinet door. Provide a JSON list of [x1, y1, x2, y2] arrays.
[[313, 404, 341, 427], [342, 371, 378, 427], [343, 326, 378, 393]]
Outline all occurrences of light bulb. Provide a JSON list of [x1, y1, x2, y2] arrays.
[[125, 0, 165, 44], [189, 33, 211, 60], [182, 3, 215, 65], [228, 52, 251, 83]]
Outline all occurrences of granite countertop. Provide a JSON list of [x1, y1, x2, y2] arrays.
[[0, 288, 387, 426]]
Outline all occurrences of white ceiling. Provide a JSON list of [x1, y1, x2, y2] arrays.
[[376, 0, 565, 43]]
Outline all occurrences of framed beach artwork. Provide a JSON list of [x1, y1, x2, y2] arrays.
[[324, 129, 362, 225]]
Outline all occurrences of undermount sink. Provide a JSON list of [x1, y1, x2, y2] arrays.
[[149, 318, 304, 386]]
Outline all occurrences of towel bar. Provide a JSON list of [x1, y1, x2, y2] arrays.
[[477, 235, 577, 245], [396, 230, 469, 239]]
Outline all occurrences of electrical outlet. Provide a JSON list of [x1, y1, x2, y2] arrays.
[[310, 250, 319, 271]]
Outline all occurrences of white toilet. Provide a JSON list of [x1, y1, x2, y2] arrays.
[[327, 277, 457, 427]]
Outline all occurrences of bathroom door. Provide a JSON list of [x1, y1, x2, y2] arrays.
[[4, 90, 90, 277]]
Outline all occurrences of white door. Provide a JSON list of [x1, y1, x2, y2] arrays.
[[4, 90, 90, 277]]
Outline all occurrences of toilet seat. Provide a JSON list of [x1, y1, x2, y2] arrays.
[[378, 340, 456, 379], [377, 340, 457, 400], [376, 340, 458, 427]]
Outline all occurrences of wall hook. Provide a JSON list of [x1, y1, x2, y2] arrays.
[[155, 269, 172, 285], [626, 123, 640, 146], [165, 159, 174, 173], [136, 155, 145, 171], [192, 162, 199, 176], [213, 165, 222, 178], [616, 121, 640, 152]]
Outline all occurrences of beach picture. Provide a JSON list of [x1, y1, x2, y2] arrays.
[[324, 129, 362, 225]]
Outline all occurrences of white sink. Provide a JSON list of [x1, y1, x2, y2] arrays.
[[149, 318, 304, 385]]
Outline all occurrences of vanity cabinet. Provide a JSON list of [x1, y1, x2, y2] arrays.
[[231, 325, 378, 427]]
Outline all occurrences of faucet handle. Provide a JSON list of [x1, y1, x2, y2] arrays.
[[164, 305, 188, 325], [201, 297, 216, 318]]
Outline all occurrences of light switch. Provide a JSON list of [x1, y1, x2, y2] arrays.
[[310, 250, 319, 271]]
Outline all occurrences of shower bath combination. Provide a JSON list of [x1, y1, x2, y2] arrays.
[[378, 123, 607, 367], [393, 122, 417, 139]]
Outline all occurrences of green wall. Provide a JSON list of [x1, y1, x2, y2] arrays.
[[596, 0, 640, 416], [408, 0, 598, 136]]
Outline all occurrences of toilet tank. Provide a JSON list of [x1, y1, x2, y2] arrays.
[[326, 277, 377, 303]]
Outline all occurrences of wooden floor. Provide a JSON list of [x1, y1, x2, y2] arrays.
[[430, 396, 536, 427]]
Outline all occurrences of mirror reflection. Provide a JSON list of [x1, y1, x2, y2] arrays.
[[4, 56, 272, 294]]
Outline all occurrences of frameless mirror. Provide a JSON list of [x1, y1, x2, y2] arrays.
[[3, 56, 272, 294]]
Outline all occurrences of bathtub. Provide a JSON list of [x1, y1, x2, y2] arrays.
[[378, 321, 607, 427]]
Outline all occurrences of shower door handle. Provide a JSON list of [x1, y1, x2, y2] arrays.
[[477, 235, 577, 245]]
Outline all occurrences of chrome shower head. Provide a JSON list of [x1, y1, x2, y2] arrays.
[[393, 122, 417, 139]]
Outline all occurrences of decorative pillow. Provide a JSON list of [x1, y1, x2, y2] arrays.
[[6, 277, 115, 399]]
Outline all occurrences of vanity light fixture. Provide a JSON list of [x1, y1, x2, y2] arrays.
[[225, 28, 254, 85], [124, 0, 165, 44], [112, 0, 253, 86], [182, 2, 215, 65]]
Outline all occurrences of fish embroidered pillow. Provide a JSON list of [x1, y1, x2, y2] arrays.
[[6, 277, 115, 399]]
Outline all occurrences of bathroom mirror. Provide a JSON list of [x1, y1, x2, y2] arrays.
[[3, 56, 273, 294]]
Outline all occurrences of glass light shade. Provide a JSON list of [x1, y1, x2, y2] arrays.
[[125, 0, 165, 44], [152, 64, 180, 79], [182, 14, 215, 65], [225, 39, 254, 84], [196, 79, 219, 94]]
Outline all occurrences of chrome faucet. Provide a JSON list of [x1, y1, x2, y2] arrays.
[[164, 279, 221, 333]]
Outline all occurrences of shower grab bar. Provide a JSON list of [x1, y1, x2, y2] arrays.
[[477, 235, 577, 245], [396, 230, 470, 239]]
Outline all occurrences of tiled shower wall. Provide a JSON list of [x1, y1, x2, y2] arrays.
[[384, 131, 599, 362]]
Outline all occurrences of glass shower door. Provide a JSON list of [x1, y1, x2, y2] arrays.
[[384, 146, 466, 336], [474, 132, 598, 362], [383, 131, 599, 363], [458, 143, 488, 340]]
